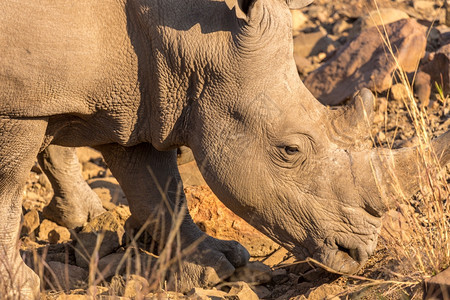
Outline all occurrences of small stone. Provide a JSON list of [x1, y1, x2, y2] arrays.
[[39, 219, 71, 243], [252, 285, 271, 299], [187, 287, 227, 299], [390, 84, 409, 101], [226, 281, 259, 300], [305, 284, 344, 300], [82, 161, 105, 180], [21, 209, 40, 237], [272, 268, 288, 283], [46, 261, 88, 290], [413, 0, 436, 16], [88, 177, 128, 207], [75, 212, 125, 268], [424, 267, 450, 299], [48, 227, 71, 244], [230, 261, 272, 285], [123, 275, 150, 299]]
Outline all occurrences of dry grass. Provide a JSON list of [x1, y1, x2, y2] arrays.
[[345, 1, 450, 297]]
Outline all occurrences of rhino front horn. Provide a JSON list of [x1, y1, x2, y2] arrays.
[[377, 130, 450, 201]]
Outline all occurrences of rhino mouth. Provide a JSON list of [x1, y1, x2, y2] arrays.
[[313, 230, 379, 274]]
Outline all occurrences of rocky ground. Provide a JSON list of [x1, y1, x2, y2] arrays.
[[19, 0, 449, 299]]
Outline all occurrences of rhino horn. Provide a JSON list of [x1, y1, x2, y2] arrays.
[[375, 130, 450, 202], [328, 88, 375, 150]]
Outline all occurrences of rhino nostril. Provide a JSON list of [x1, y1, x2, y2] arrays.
[[363, 203, 383, 218], [337, 244, 360, 262]]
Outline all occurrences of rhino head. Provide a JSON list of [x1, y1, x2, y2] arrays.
[[151, 0, 449, 273]]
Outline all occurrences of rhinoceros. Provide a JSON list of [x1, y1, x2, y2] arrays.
[[0, 0, 449, 298]]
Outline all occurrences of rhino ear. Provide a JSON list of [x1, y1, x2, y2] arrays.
[[225, 0, 255, 20], [287, 0, 314, 9]]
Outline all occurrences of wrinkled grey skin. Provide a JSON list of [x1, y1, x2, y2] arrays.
[[0, 0, 449, 298], [38, 145, 106, 229]]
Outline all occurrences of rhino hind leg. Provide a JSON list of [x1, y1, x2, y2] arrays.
[[0, 118, 48, 299], [96, 143, 249, 291], [39, 145, 105, 229]]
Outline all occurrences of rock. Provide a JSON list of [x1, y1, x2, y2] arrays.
[[185, 186, 280, 257], [46, 261, 88, 290], [272, 268, 288, 284], [97, 252, 157, 279], [446, 0, 450, 27], [39, 219, 71, 243], [413, 0, 436, 16], [97, 253, 127, 279], [123, 275, 150, 299], [145, 291, 186, 299], [82, 161, 106, 180], [88, 177, 128, 208], [349, 8, 409, 38], [76, 147, 103, 164], [21, 209, 40, 237], [305, 284, 344, 300], [304, 19, 427, 105], [294, 54, 314, 77], [186, 287, 227, 300], [75, 212, 125, 268], [291, 10, 308, 33], [252, 285, 271, 299], [424, 267, 450, 299], [226, 281, 259, 300], [390, 83, 409, 101], [415, 44, 450, 106], [260, 247, 290, 267], [230, 261, 272, 285], [293, 28, 333, 58]]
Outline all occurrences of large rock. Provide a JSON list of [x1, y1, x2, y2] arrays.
[[75, 211, 125, 268], [349, 8, 409, 38], [185, 186, 280, 257], [304, 19, 427, 105]]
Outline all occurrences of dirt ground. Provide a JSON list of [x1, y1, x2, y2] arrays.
[[19, 0, 449, 299]]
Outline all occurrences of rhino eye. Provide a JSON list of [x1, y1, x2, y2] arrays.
[[284, 146, 299, 155]]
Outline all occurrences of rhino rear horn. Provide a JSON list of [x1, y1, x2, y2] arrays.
[[287, 0, 314, 9], [328, 88, 375, 149]]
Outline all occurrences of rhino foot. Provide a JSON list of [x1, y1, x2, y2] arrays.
[[0, 258, 40, 300], [42, 192, 105, 229], [167, 236, 250, 292]]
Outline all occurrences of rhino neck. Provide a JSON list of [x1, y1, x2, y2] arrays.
[[128, 0, 238, 150]]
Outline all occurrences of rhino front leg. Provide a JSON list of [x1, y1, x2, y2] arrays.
[[39, 145, 105, 229], [96, 143, 249, 291], [0, 118, 48, 299]]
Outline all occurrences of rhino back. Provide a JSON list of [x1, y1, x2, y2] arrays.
[[0, 0, 142, 118]]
